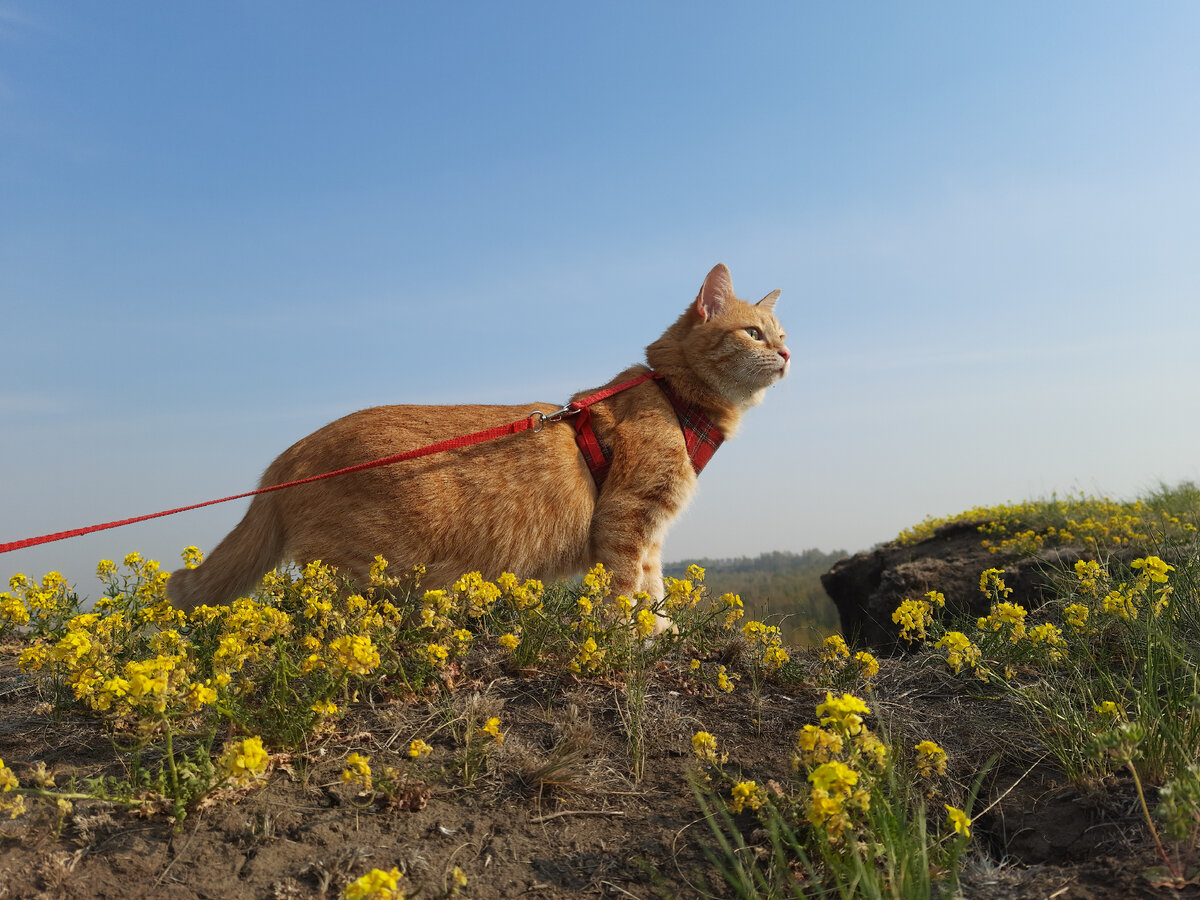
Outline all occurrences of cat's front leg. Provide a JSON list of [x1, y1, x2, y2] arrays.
[[591, 486, 689, 635], [586, 416, 696, 633], [603, 552, 672, 636]]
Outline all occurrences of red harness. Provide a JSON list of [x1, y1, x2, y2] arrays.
[[572, 373, 725, 488]]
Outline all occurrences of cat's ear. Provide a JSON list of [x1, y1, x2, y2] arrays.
[[695, 263, 734, 320], [757, 290, 781, 314]]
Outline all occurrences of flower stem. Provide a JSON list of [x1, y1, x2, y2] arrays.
[[1126, 760, 1180, 879]]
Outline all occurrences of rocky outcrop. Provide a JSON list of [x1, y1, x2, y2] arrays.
[[821, 521, 1089, 654]]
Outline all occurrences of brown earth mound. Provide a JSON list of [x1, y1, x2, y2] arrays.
[[2, 527, 1197, 898]]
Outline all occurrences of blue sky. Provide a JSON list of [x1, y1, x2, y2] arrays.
[[3, 2, 1200, 596]]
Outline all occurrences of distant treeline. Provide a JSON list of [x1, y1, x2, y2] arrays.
[[665, 549, 845, 647]]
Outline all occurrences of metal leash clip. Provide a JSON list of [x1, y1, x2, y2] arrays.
[[528, 404, 580, 433]]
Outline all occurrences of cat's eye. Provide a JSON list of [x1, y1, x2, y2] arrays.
[[744, 327, 763, 341]]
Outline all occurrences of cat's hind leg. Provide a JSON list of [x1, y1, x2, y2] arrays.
[[167, 495, 286, 611]]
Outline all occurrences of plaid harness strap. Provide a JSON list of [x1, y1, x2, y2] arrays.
[[573, 374, 725, 489]]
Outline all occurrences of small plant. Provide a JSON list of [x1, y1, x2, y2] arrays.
[[817, 634, 879, 690], [689, 692, 976, 898]]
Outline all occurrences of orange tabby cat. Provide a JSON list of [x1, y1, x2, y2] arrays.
[[167, 264, 789, 630]]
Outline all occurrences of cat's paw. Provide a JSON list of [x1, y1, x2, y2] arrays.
[[651, 612, 677, 637]]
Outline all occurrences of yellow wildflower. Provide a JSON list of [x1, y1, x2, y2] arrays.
[[498, 632, 521, 651], [635, 608, 657, 638], [1102, 588, 1138, 620], [423, 642, 450, 668], [979, 568, 1013, 599], [52, 630, 93, 664], [220, 736, 270, 786], [809, 760, 858, 796], [741, 620, 771, 644], [1131, 556, 1174, 583], [716, 666, 735, 693], [820, 634, 850, 664], [794, 724, 844, 767], [691, 731, 726, 765], [2, 793, 27, 819], [664, 577, 700, 610], [946, 805, 972, 838], [914, 740, 947, 777], [728, 780, 767, 814], [570, 636, 604, 673], [1063, 603, 1090, 633], [311, 699, 339, 717], [18, 645, 49, 673], [580, 563, 611, 599], [856, 730, 889, 770], [1074, 559, 1103, 594], [1094, 700, 1124, 721], [0, 593, 29, 627], [1029, 622, 1067, 661], [124, 654, 183, 709], [763, 645, 790, 669], [31, 761, 54, 788], [343, 866, 404, 900], [854, 651, 880, 678], [807, 788, 848, 835], [368, 554, 393, 587], [0, 759, 17, 792], [817, 692, 870, 736], [892, 597, 934, 643], [453, 572, 501, 617], [341, 752, 373, 791], [409, 739, 433, 759], [718, 592, 744, 628], [500, 574, 543, 611], [331, 634, 381, 675], [978, 601, 1028, 641], [935, 631, 981, 675], [186, 681, 218, 712], [481, 717, 504, 746]]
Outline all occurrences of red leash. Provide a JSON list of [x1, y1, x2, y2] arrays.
[[0, 373, 657, 556]]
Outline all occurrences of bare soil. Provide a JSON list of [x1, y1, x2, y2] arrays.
[[2, 639, 1196, 900]]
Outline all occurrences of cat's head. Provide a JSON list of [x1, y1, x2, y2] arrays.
[[647, 264, 789, 408]]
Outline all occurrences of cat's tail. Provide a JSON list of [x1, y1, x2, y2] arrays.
[[167, 496, 285, 612]]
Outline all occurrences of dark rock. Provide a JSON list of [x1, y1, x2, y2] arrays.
[[821, 522, 1090, 653]]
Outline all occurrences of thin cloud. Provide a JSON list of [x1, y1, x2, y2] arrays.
[[0, 2, 41, 39], [0, 392, 69, 416]]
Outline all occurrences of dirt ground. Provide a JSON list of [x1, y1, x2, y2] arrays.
[[2, 644, 1195, 900]]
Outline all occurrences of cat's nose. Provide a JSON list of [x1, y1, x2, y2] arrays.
[[778, 346, 791, 362]]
